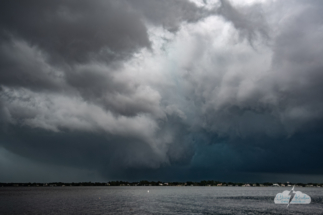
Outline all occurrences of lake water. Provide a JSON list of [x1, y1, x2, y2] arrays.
[[1, 187, 322, 214]]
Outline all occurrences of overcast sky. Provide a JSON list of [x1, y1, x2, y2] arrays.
[[1, 0, 323, 183]]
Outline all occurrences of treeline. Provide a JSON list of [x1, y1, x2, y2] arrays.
[[1, 181, 323, 187]]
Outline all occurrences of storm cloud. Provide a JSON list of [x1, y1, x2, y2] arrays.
[[1, 0, 323, 182]]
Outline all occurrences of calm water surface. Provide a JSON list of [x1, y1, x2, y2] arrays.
[[1, 187, 322, 214]]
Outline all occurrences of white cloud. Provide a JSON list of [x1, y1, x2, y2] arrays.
[[0, 87, 159, 140]]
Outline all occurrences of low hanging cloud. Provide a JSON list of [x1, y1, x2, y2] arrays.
[[1, 0, 323, 182]]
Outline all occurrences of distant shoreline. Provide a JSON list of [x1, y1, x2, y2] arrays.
[[1, 181, 322, 188]]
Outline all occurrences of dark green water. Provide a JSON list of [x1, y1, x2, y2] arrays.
[[0, 186, 322, 214]]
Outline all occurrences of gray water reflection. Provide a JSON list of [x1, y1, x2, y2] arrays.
[[0, 186, 322, 214]]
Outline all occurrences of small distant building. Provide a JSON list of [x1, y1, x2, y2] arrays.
[[259, 184, 264, 187], [164, 183, 168, 186], [281, 184, 285, 187], [272, 184, 280, 187], [217, 183, 222, 186], [159, 183, 163, 186], [252, 184, 257, 187], [245, 184, 250, 187]]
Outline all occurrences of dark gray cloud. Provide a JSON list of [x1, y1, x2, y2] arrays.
[[217, 0, 270, 43], [0, 0, 150, 64], [127, 0, 209, 31], [1, 0, 323, 183], [0, 39, 65, 91]]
